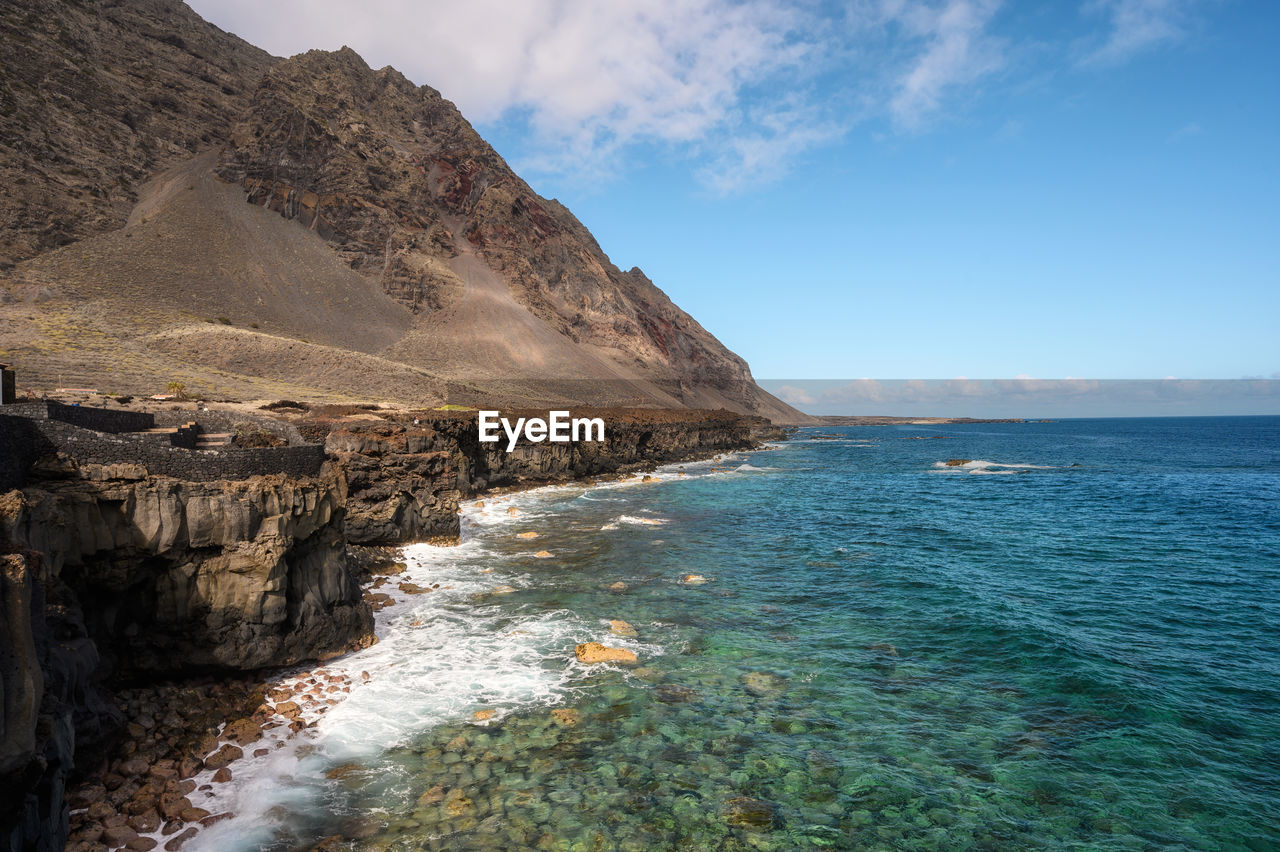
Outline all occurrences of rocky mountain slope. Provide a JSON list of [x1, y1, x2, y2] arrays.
[[0, 0, 272, 265], [0, 0, 811, 423]]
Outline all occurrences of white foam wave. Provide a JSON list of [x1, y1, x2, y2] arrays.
[[601, 514, 668, 530], [188, 539, 599, 851], [929, 459, 1057, 475]]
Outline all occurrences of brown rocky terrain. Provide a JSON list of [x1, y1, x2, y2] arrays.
[[2, 470, 372, 675], [0, 0, 272, 265], [0, 0, 812, 423]]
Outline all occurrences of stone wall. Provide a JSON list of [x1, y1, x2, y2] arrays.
[[1, 412, 324, 481], [6, 401, 155, 434]]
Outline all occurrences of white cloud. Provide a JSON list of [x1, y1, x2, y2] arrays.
[[187, 0, 1209, 191], [1078, 0, 1195, 67], [883, 0, 1007, 130], [697, 97, 846, 193], [192, 0, 825, 189]]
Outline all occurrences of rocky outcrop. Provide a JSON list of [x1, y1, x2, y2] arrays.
[[1, 470, 372, 676], [0, 450, 372, 850], [575, 643, 638, 666], [324, 422, 464, 545], [319, 409, 783, 545]]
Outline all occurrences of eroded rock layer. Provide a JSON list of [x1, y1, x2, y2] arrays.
[[2, 470, 372, 675]]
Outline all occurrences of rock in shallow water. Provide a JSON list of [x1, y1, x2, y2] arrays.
[[741, 671, 786, 697], [575, 642, 638, 666], [722, 796, 780, 830], [203, 743, 242, 771], [654, 684, 697, 703], [609, 619, 638, 637], [550, 709, 580, 727]]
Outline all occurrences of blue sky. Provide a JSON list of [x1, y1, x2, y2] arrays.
[[191, 0, 1279, 381]]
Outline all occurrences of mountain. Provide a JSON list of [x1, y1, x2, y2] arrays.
[[0, 0, 811, 423]]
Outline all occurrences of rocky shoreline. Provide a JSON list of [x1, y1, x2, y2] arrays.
[[61, 453, 762, 852], [1, 404, 782, 852]]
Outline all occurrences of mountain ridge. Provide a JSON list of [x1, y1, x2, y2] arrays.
[[0, 1, 813, 424]]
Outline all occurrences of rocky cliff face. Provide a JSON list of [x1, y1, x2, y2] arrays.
[[0, 455, 373, 850], [1, 538, 121, 852], [320, 409, 784, 546], [1, 468, 372, 676], [0, 0, 273, 266]]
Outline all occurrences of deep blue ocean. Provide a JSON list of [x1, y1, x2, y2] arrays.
[[191, 417, 1280, 851]]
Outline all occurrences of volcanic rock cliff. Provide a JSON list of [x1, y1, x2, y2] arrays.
[[0, 461, 373, 851], [2, 469, 371, 676], [323, 408, 783, 545]]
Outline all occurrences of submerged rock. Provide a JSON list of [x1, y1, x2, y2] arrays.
[[722, 796, 780, 830], [609, 619, 638, 638], [516, 531, 539, 539], [741, 671, 787, 697], [654, 685, 697, 703], [443, 788, 475, 818], [416, 785, 445, 807], [550, 709, 580, 727], [678, 574, 709, 585]]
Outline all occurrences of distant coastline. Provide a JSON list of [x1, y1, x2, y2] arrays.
[[814, 415, 1040, 426]]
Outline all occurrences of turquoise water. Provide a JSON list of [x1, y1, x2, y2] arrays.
[[194, 417, 1280, 851]]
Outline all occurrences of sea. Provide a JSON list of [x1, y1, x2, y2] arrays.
[[189, 417, 1280, 851]]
